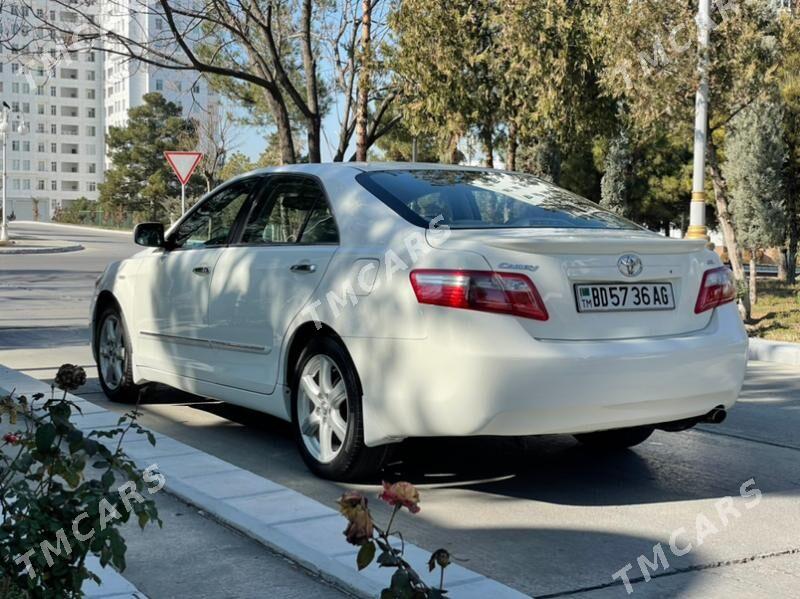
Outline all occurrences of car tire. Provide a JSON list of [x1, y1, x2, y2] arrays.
[[95, 304, 140, 404], [291, 336, 387, 481], [573, 426, 654, 450]]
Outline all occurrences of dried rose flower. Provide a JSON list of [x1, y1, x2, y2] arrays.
[[428, 548, 451, 572], [378, 481, 421, 514], [54, 364, 87, 392], [2, 433, 21, 445], [338, 491, 374, 546]]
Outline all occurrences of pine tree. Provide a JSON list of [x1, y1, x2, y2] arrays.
[[724, 99, 787, 306]]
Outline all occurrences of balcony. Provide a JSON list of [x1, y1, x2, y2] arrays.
[[60, 87, 78, 99], [61, 181, 79, 192], [60, 68, 78, 80], [61, 124, 79, 136], [60, 106, 79, 118], [61, 162, 79, 174], [61, 143, 79, 154]]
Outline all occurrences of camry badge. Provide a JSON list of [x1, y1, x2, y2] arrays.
[[618, 254, 643, 277]]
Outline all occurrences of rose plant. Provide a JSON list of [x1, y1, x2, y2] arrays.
[[338, 481, 451, 598], [0, 364, 161, 598]]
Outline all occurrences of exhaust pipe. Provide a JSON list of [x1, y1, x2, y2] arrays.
[[657, 405, 727, 432], [703, 406, 727, 425]]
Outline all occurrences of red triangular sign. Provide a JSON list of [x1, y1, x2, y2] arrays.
[[165, 151, 203, 185]]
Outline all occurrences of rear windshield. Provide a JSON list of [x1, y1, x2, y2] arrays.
[[356, 169, 640, 230]]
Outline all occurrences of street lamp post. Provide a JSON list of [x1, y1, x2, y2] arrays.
[[0, 105, 10, 244], [687, 0, 711, 241], [0, 104, 28, 244]]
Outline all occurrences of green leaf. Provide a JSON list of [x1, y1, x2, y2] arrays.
[[35, 422, 57, 452], [378, 550, 401, 568], [357, 541, 376, 571]]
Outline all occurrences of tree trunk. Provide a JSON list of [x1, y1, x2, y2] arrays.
[[507, 122, 517, 171], [300, 0, 321, 163], [786, 182, 798, 284], [777, 248, 788, 282], [447, 132, 460, 164], [265, 92, 296, 164], [355, 0, 371, 162], [707, 139, 750, 319], [749, 255, 757, 307], [482, 123, 494, 168]]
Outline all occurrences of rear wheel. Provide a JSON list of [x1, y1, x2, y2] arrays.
[[573, 426, 654, 450], [96, 305, 140, 403], [291, 336, 386, 481]]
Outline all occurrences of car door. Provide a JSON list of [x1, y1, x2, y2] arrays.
[[206, 175, 339, 394], [134, 179, 258, 380]]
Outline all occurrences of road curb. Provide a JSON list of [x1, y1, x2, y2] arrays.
[[0, 241, 84, 254], [748, 337, 800, 367], [0, 365, 530, 599], [13, 220, 132, 236]]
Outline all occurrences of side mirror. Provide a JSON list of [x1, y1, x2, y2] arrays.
[[133, 222, 165, 248]]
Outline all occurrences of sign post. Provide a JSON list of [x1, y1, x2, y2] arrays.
[[164, 151, 203, 215]]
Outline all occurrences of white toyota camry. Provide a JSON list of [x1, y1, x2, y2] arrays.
[[92, 163, 748, 480]]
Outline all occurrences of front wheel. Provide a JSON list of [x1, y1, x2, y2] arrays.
[[573, 426, 654, 450], [95, 305, 140, 403], [291, 336, 386, 481]]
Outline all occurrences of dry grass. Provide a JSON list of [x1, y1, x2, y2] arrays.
[[747, 278, 800, 342]]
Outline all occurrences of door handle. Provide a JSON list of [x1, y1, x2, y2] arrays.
[[192, 266, 210, 276], [290, 263, 317, 273]]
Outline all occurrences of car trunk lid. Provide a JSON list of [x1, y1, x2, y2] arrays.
[[426, 228, 716, 340]]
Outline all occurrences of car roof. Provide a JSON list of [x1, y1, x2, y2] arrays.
[[238, 161, 503, 177]]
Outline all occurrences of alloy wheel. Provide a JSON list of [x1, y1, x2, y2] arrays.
[[297, 354, 349, 464]]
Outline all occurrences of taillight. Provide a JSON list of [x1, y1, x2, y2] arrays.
[[409, 269, 549, 321], [695, 266, 736, 314]]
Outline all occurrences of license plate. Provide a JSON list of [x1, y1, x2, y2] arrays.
[[574, 282, 675, 312]]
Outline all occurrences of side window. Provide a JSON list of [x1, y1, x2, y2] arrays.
[[240, 177, 338, 245], [171, 180, 255, 249]]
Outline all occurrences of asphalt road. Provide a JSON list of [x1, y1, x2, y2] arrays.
[[2, 221, 800, 598]]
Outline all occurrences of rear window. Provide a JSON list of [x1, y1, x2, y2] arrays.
[[356, 169, 640, 230]]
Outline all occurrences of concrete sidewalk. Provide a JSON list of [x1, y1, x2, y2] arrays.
[[0, 364, 528, 599]]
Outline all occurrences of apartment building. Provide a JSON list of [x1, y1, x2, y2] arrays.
[[101, 0, 212, 132], [0, 2, 105, 221]]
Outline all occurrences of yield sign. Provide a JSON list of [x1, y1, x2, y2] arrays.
[[164, 151, 203, 185]]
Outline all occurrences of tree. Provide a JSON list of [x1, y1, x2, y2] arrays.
[[5, 0, 398, 164], [600, 129, 632, 217], [779, 14, 800, 282], [593, 0, 790, 319], [724, 98, 786, 307], [192, 102, 238, 192], [390, 0, 502, 165], [99, 93, 202, 223]]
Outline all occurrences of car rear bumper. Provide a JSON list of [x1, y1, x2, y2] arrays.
[[345, 303, 748, 446]]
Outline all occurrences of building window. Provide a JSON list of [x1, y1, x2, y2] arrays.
[[87, 89, 95, 100], [87, 51, 95, 63], [88, 163, 96, 174], [21, 83, 29, 94], [51, 162, 57, 172], [11, 63, 19, 74], [12, 82, 19, 93], [51, 180, 57, 191], [11, 141, 19, 151], [50, 124, 57, 134], [155, 79, 164, 91], [37, 104, 44, 115], [37, 180, 45, 191], [12, 160, 20, 171], [88, 182, 97, 192], [22, 179, 30, 190], [36, 124, 45, 133], [50, 105, 57, 116], [87, 108, 95, 118], [50, 86, 56, 97], [50, 143, 57, 153], [86, 126, 96, 136], [87, 71, 95, 81], [37, 143, 44, 152], [22, 141, 29, 152], [193, 83, 201, 93]]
